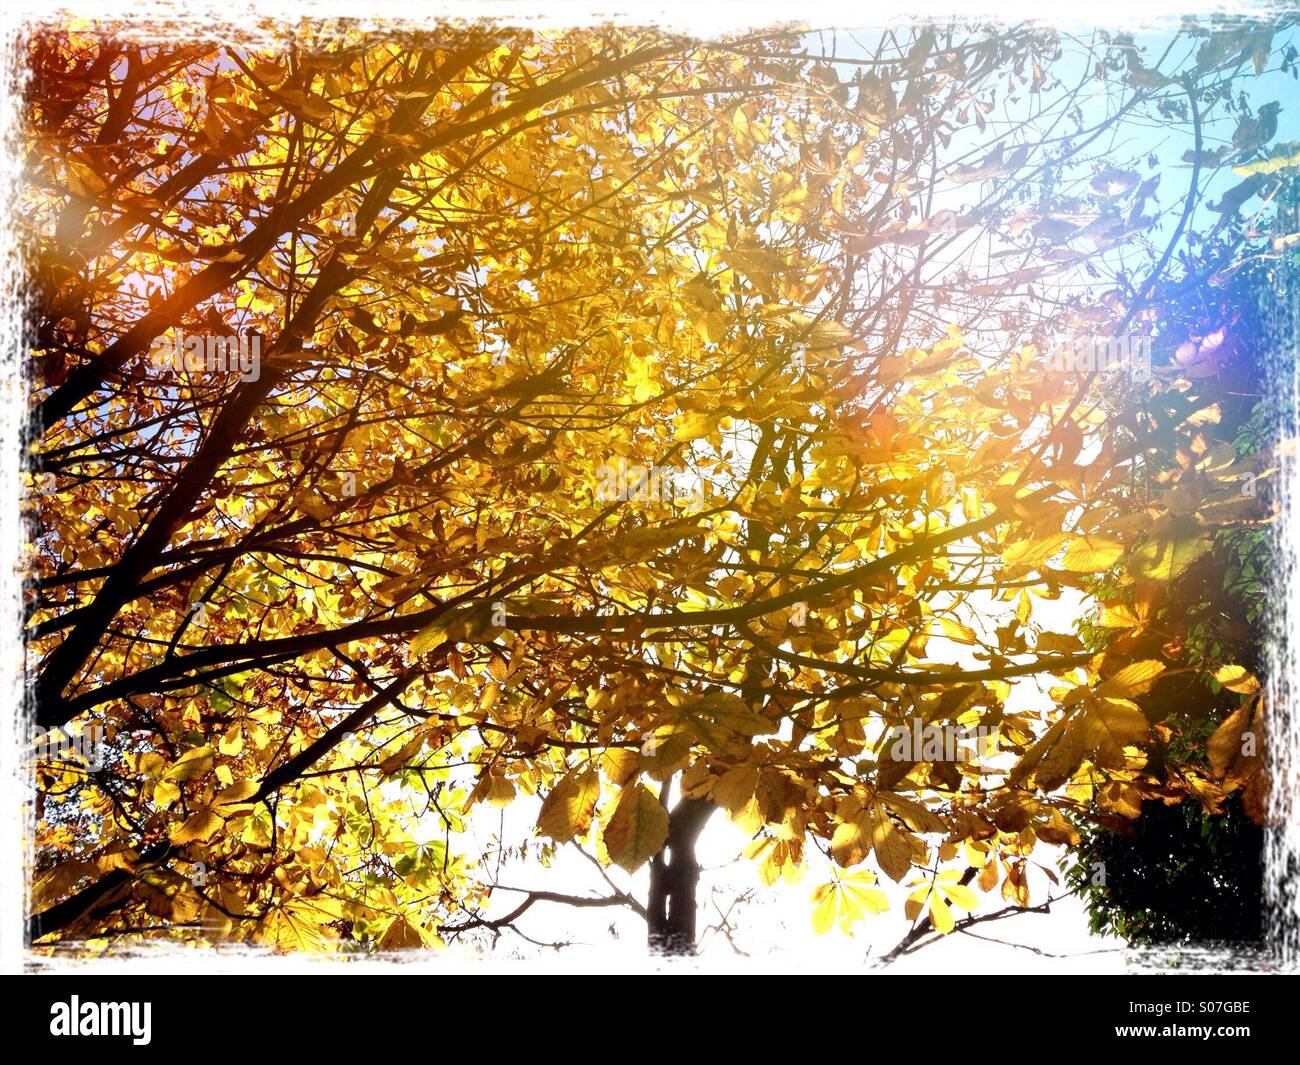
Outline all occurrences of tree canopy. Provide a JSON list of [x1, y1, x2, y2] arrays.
[[22, 16, 1291, 955]]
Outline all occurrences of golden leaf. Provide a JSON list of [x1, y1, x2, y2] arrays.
[[1060, 535, 1124, 573], [1096, 660, 1165, 699], [536, 768, 601, 842], [603, 784, 669, 872], [170, 807, 223, 844], [1213, 664, 1261, 694]]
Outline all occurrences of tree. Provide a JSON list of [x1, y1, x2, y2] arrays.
[[1062, 158, 1300, 950], [23, 17, 1286, 955], [1068, 795, 1264, 947]]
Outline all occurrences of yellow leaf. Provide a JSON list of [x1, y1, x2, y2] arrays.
[[1011, 713, 1075, 786], [1081, 697, 1149, 767], [928, 891, 955, 934], [681, 691, 775, 739], [1208, 702, 1254, 777], [603, 784, 668, 872], [1096, 660, 1165, 699], [938, 617, 977, 644], [601, 747, 640, 786], [170, 807, 223, 844], [1233, 141, 1300, 176], [1130, 531, 1213, 582], [256, 900, 333, 952], [1097, 603, 1140, 628], [811, 884, 837, 934], [937, 876, 978, 912], [218, 723, 244, 756], [1003, 534, 1066, 568], [378, 736, 425, 775], [295, 493, 334, 521], [468, 768, 515, 808], [673, 410, 717, 442], [841, 873, 890, 917], [163, 746, 215, 782], [1060, 535, 1124, 573], [830, 802, 872, 867], [410, 617, 451, 656], [712, 764, 759, 812], [214, 779, 259, 807], [1214, 664, 1260, 694], [378, 915, 428, 950], [694, 313, 727, 345], [872, 813, 913, 882], [537, 768, 600, 842]]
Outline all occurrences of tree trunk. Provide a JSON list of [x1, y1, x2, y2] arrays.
[[647, 797, 715, 954]]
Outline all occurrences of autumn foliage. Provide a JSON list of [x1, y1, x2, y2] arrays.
[[22, 19, 1283, 954]]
